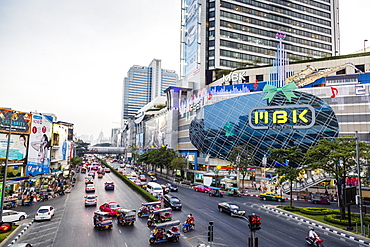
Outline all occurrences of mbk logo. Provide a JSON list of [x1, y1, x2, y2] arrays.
[[249, 105, 315, 130]]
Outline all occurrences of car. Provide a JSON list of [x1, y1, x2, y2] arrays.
[[34, 205, 55, 221], [193, 184, 212, 193], [163, 195, 182, 210], [148, 171, 155, 176], [134, 180, 142, 186], [166, 183, 178, 192], [218, 202, 245, 217], [259, 192, 285, 202], [85, 184, 95, 192], [85, 195, 98, 206], [104, 168, 111, 173], [161, 184, 170, 194], [99, 202, 122, 216], [88, 172, 95, 178], [150, 176, 157, 182], [2, 210, 28, 222], [8, 243, 33, 247], [105, 182, 115, 190], [139, 174, 147, 181], [85, 176, 94, 184], [97, 173, 103, 178], [120, 164, 126, 168]]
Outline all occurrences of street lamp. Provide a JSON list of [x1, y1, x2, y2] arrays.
[[0, 111, 15, 223], [262, 155, 267, 177], [364, 39, 368, 52]]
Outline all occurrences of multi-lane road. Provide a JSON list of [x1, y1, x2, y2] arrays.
[[6, 162, 369, 247]]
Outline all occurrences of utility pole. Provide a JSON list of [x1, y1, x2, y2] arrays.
[[355, 131, 364, 235]]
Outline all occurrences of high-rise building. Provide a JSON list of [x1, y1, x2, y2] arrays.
[[180, 0, 339, 88], [122, 59, 178, 121]]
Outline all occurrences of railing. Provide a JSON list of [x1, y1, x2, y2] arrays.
[[282, 174, 332, 193]]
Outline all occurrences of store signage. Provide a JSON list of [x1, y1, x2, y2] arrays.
[[222, 71, 247, 83], [249, 105, 315, 130]]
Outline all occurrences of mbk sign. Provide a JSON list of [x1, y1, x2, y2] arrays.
[[222, 71, 247, 83]]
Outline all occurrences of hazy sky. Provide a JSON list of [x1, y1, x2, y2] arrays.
[[0, 0, 369, 140]]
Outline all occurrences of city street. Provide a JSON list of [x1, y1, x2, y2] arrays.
[[5, 162, 369, 247]]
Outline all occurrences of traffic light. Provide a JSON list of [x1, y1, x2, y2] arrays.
[[248, 214, 261, 231], [208, 221, 214, 242]]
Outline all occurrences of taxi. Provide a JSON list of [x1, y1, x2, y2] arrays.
[[259, 192, 285, 202]]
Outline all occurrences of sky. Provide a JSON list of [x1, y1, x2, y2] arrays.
[[0, 0, 369, 140]]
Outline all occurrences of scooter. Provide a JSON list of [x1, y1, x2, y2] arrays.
[[182, 221, 195, 233], [306, 236, 324, 246]]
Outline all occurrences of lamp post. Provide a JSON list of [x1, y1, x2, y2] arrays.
[[0, 111, 14, 223], [262, 154, 267, 177], [364, 39, 368, 52]]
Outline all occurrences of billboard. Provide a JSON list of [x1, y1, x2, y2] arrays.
[[0, 133, 28, 161], [26, 114, 53, 176], [0, 109, 32, 134], [144, 114, 167, 149], [52, 124, 69, 161], [182, 0, 200, 78]]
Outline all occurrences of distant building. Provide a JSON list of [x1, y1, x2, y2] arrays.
[[180, 0, 339, 88], [122, 59, 178, 121]]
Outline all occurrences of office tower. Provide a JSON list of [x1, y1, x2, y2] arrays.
[[180, 0, 339, 87], [122, 59, 178, 120]]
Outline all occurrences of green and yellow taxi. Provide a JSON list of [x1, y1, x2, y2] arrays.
[[259, 192, 285, 202]]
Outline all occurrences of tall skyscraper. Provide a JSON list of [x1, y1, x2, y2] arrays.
[[122, 59, 178, 120], [180, 0, 339, 88]]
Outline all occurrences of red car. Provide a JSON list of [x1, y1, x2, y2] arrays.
[[193, 185, 212, 193], [99, 202, 122, 216], [139, 175, 147, 181]]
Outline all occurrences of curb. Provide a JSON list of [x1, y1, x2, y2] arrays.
[[9, 220, 34, 246], [261, 205, 370, 246]]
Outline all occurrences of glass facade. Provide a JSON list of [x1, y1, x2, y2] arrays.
[[189, 90, 339, 166]]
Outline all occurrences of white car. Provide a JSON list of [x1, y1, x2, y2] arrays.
[[85, 195, 98, 206], [2, 210, 27, 222], [34, 206, 55, 221], [85, 184, 95, 192]]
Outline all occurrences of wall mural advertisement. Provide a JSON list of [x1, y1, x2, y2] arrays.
[[145, 115, 167, 149], [0, 133, 28, 161], [0, 109, 32, 134], [183, 0, 200, 78], [53, 124, 69, 161], [26, 114, 53, 176]]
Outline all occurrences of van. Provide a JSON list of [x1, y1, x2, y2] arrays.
[[146, 182, 163, 197]]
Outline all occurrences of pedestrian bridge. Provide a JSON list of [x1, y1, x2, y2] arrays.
[[87, 147, 125, 154]]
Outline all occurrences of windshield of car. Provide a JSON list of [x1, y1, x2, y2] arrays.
[[86, 196, 96, 199], [170, 198, 180, 203], [38, 209, 49, 213], [229, 204, 240, 210]]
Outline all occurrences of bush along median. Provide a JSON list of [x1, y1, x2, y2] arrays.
[[278, 206, 370, 237], [98, 158, 158, 202]]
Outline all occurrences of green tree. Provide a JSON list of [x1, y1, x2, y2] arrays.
[[305, 138, 370, 219], [140, 147, 177, 174], [74, 139, 90, 157], [228, 144, 255, 191], [169, 157, 187, 179], [268, 146, 304, 208], [215, 69, 232, 80]]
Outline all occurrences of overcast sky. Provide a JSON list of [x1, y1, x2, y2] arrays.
[[0, 0, 369, 140]]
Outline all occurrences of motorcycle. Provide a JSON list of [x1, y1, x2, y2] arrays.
[[306, 236, 324, 246], [182, 221, 195, 233]]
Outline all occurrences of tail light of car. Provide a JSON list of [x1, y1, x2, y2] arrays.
[[0, 222, 12, 232]]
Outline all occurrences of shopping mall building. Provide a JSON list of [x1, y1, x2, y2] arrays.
[[126, 53, 370, 179]]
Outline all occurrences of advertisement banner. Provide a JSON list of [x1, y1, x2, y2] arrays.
[[0, 133, 28, 160], [0, 109, 32, 134], [26, 114, 53, 176]]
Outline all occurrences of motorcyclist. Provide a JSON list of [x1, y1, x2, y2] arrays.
[[308, 227, 319, 244], [186, 214, 195, 227]]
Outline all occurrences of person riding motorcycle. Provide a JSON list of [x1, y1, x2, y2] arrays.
[[186, 214, 195, 227], [308, 227, 319, 244]]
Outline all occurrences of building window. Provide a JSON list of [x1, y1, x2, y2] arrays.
[[256, 75, 264, 82], [356, 64, 365, 73], [336, 69, 345, 75]]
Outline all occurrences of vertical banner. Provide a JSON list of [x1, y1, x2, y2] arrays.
[[26, 114, 53, 176]]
